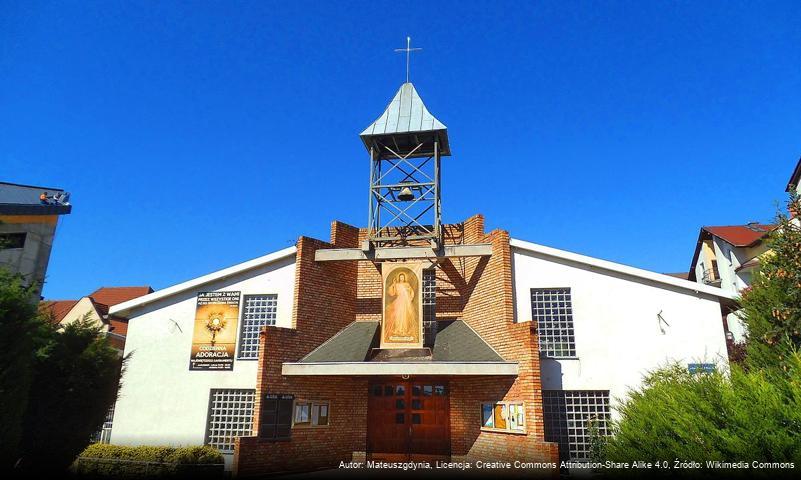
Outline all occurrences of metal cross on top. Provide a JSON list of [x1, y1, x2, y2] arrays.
[[395, 36, 422, 83]]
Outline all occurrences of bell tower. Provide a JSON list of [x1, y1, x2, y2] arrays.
[[360, 81, 450, 250]]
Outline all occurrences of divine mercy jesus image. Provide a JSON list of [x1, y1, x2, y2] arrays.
[[382, 265, 421, 345]]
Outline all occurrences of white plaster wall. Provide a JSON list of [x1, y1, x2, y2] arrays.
[[110, 255, 296, 456], [512, 248, 729, 415]]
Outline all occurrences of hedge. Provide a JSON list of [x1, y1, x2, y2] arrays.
[[74, 444, 225, 478]]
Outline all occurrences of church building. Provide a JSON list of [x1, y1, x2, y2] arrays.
[[108, 79, 735, 476]]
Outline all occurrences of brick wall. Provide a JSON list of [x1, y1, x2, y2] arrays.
[[234, 215, 559, 475]]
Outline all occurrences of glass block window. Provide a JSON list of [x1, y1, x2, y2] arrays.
[[422, 269, 437, 345], [531, 288, 576, 357], [238, 294, 278, 359], [205, 389, 255, 453], [542, 390, 611, 461], [422, 269, 436, 322]]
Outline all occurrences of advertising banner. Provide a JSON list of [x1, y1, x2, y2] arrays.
[[189, 291, 241, 371]]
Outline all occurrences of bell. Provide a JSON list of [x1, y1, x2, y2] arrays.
[[397, 186, 414, 201]]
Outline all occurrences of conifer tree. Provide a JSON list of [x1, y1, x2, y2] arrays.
[[740, 192, 801, 373]]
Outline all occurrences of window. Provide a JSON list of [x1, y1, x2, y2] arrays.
[[90, 404, 115, 444], [422, 269, 437, 343], [205, 389, 255, 454], [259, 394, 293, 441], [238, 294, 278, 359], [0, 232, 26, 249], [423, 269, 436, 322], [480, 401, 525, 433], [531, 288, 576, 357], [542, 390, 610, 461]]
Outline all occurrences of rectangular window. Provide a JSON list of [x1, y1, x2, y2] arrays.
[[205, 389, 255, 454], [480, 401, 526, 433], [238, 294, 278, 359], [543, 390, 610, 461], [259, 394, 293, 441], [0, 232, 26, 249], [531, 288, 576, 358], [90, 404, 115, 444], [293, 400, 330, 428], [423, 269, 437, 344]]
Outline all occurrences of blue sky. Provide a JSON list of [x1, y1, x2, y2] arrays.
[[2, 1, 800, 299]]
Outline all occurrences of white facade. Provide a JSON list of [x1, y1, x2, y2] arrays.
[[511, 239, 732, 416], [109, 248, 296, 465]]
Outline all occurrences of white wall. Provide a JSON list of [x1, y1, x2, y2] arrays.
[[110, 255, 296, 457], [512, 247, 729, 415]]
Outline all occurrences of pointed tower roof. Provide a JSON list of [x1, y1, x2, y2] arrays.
[[360, 82, 450, 158]]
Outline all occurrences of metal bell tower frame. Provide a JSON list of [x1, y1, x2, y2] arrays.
[[360, 82, 451, 250]]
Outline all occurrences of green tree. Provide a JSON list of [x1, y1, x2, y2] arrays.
[[740, 193, 801, 372], [0, 269, 48, 469], [18, 316, 124, 473]]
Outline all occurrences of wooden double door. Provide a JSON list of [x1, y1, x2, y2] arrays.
[[367, 379, 451, 460]]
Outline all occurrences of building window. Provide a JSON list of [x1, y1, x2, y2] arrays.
[[259, 394, 294, 441], [0, 232, 26, 249], [542, 390, 610, 461], [90, 404, 115, 444], [531, 288, 576, 358], [238, 294, 278, 359], [205, 389, 255, 453], [422, 268, 437, 344], [292, 400, 329, 428], [480, 401, 526, 433]]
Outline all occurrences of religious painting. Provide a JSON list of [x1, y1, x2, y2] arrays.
[[189, 291, 240, 370], [381, 262, 423, 348]]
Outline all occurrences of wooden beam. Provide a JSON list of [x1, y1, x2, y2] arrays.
[[314, 243, 493, 262]]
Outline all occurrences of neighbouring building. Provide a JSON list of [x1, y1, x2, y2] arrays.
[[41, 286, 153, 351], [686, 155, 801, 346], [0, 181, 72, 297], [687, 224, 773, 345], [108, 80, 735, 475]]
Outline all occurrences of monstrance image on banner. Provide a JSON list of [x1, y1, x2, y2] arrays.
[[381, 262, 424, 348]]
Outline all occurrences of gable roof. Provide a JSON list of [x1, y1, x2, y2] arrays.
[[687, 224, 774, 281], [787, 156, 801, 192], [109, 246, 297, 316], [299, 320, 505, 363], [702, 224, 774, 247], [89, 286, 153, 307], [40, 300, 79, 324], [510, 238, 736, 301]]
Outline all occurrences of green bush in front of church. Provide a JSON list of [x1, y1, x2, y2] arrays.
[[74, 444, 224, 477], [596, 358, 801, 472]]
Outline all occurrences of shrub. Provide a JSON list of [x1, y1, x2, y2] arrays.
[[597, 356, 801, 476], [75, 444, 224, 478]]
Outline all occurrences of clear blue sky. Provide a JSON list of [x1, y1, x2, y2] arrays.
[[2, 1, 800, 300]]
